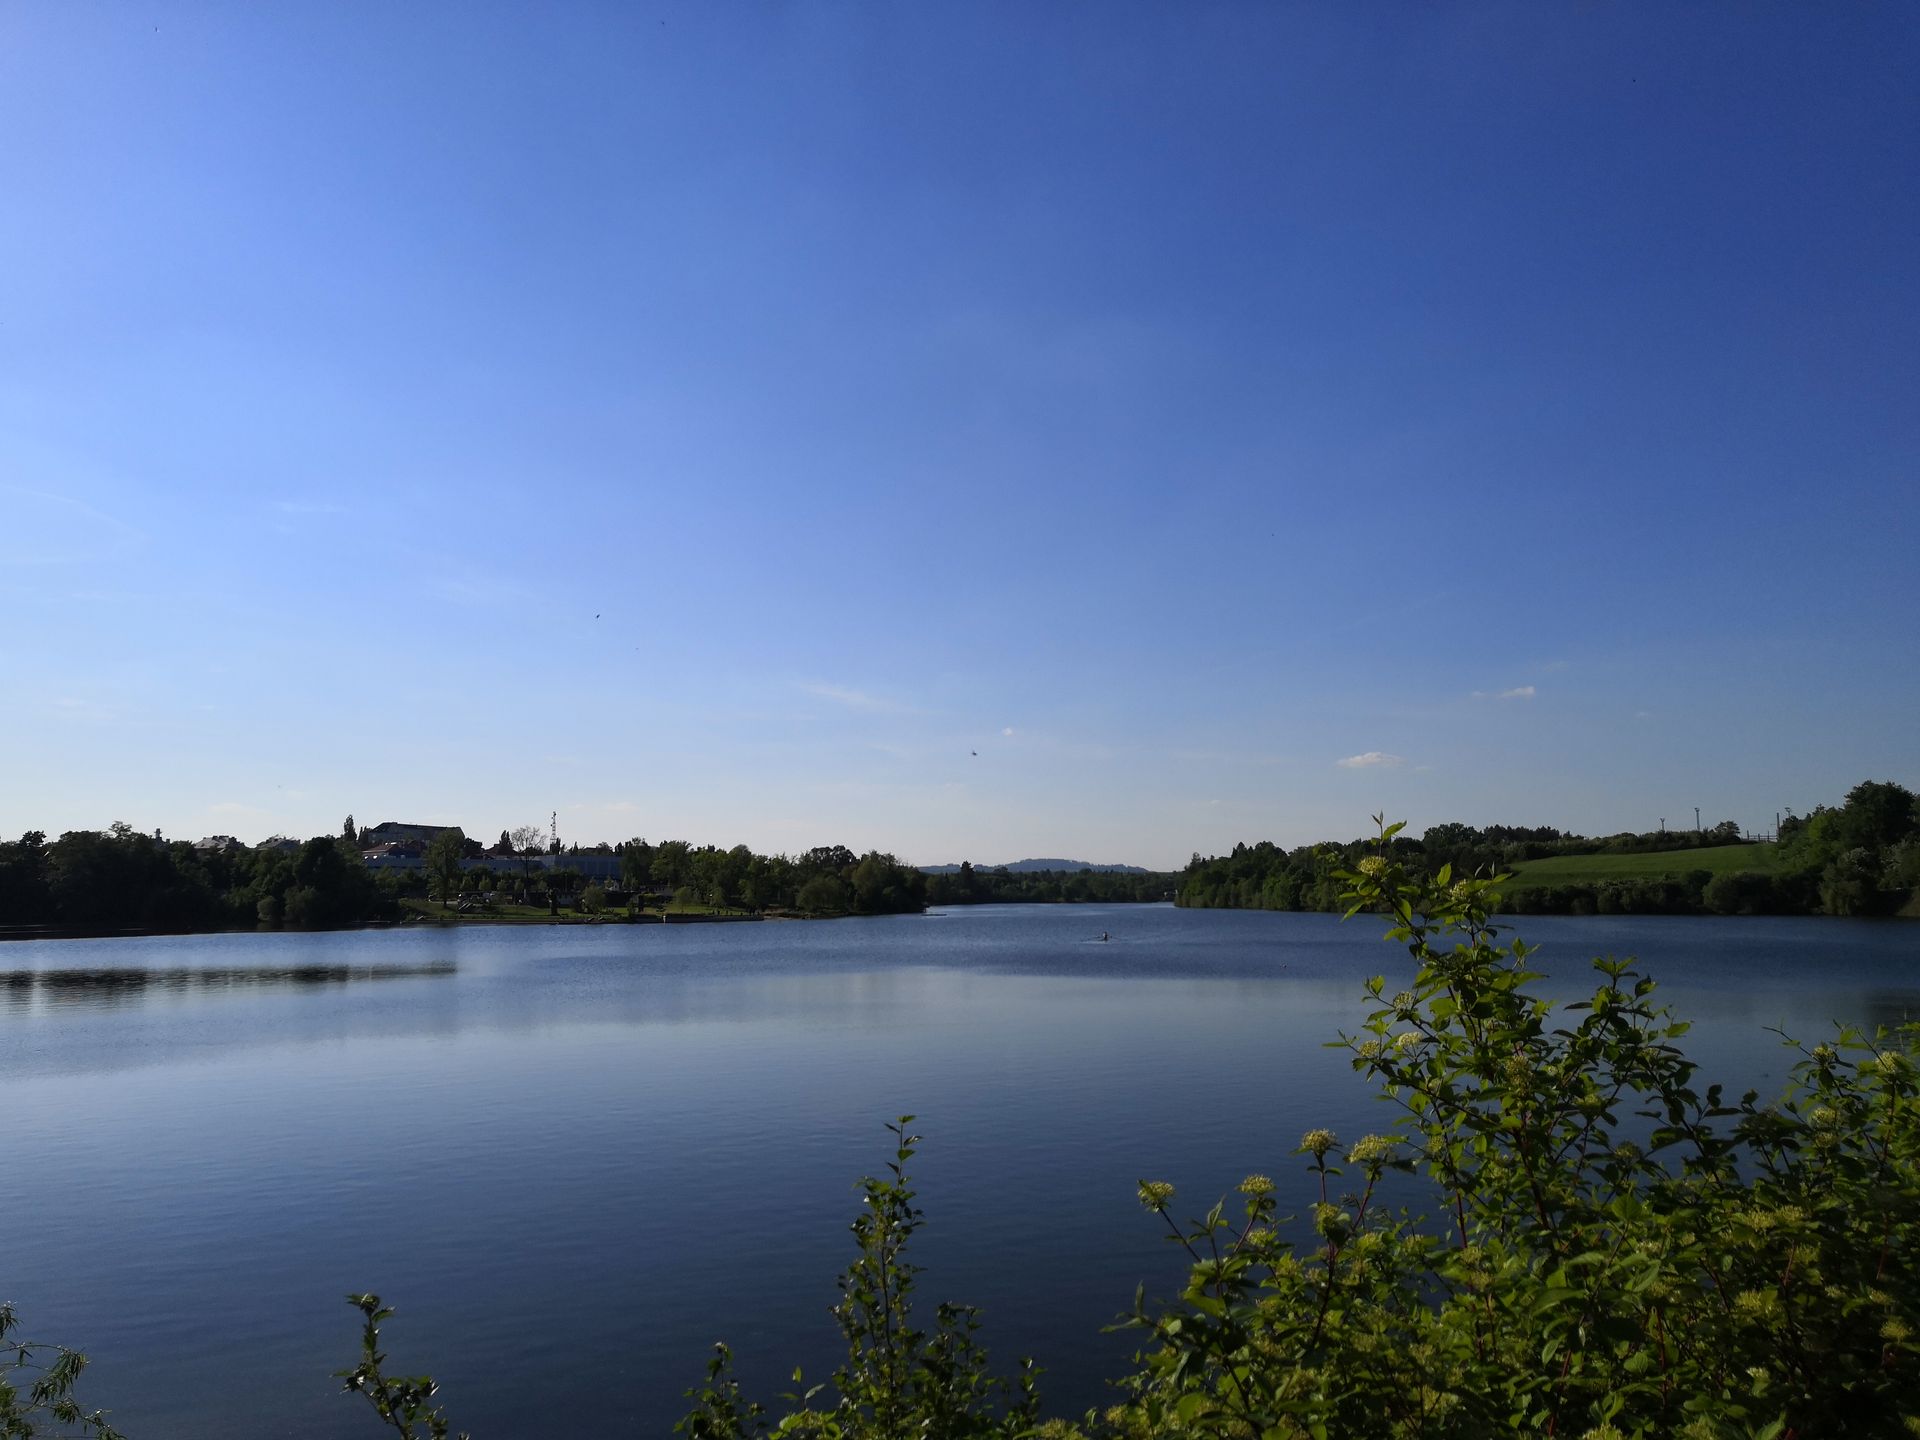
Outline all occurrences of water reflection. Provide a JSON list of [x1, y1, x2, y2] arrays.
[[1, 962, 455, 1012], [2, 909, 1915, 1440], [1860, 989, 1920, 1032]]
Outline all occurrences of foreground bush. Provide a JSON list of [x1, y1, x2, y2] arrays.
[[0, 1304, 123, 1439], [1096, 825, 1920, 1438]]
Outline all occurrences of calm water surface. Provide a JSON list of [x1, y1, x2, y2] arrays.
[[4, 905, 1916, 1436]]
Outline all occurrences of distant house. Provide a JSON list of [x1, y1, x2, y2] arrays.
[[366, 821, 461, 847], [362, 840, 427, 860], [194, 835, 245, 856], [256, 836, 302, 855]]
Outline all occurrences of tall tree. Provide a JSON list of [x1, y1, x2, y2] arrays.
[[619, 838, 654, 891], [508, 824, 546, 886], [426, 827, 467, 909]]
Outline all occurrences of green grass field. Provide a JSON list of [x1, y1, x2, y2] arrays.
[[1501, 842, 1782, 891]]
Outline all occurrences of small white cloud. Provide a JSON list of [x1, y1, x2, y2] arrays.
[[1002, 726, 1015, 737], [1634, 710, 1653, 720], [1337, 752, 1404, 769], [1471, 685, 1536, 700]]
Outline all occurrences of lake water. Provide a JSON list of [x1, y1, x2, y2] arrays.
[[4, 905, 1916, 1437]]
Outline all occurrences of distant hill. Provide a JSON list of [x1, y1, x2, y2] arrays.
[[920, 858, 1153, 875]]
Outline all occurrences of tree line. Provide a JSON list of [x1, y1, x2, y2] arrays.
[[922, 861, 1174, 906], [0, 823, 934, 935], [1179, 778, 1920, 918], [607, 838, 926, 917], [0, 826, 397, 934]]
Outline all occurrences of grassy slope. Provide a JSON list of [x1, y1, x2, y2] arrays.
[[1502, 842, 1783, 890]]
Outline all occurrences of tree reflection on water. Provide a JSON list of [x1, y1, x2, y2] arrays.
[[0, 962, 456, 1012]]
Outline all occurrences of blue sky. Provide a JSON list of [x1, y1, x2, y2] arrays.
[[3, 3, 1915, 869]]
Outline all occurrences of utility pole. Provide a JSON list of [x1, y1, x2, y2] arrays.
[[1694, 806, 1701, 834], [1659, 818, 1665, 833]]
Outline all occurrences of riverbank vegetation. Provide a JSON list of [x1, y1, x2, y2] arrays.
[[0, 826, 930, 936], [0, 827, 397, 936], [14, 821, 1920, 1437], [1180, 779, 1920, 919]]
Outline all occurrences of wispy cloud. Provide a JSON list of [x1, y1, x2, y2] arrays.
[[48, 696, 119, 724], [273, 499, 345, 516], [0, 487, 145, 565], [800, 681, 917, 715], [1001, 726, 1016, 737], [1337, 751, 1404, 769], [1172, 747, 1284, 766], [1472, 685, 1536, 700]]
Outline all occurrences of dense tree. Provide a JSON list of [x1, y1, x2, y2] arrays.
[[0, 831, 52, 926], [0, 826, 397, 933], [796, 873, 853, 915], [652, 839, 693, 890], [425, 827, 467, 908], [1833, 779, 1918, 854]]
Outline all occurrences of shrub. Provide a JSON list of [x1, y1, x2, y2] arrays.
[[1703, 869, 1777, 915], [679, 1119, 1043, 1440], [0, 1303, 123, 1438]]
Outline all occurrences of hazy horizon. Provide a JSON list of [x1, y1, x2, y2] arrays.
[[4, 5, 1915, 871]]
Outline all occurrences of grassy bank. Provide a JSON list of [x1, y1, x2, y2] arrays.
[[398, 898, 783, 924], [1501, 840, 1780, 892]]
